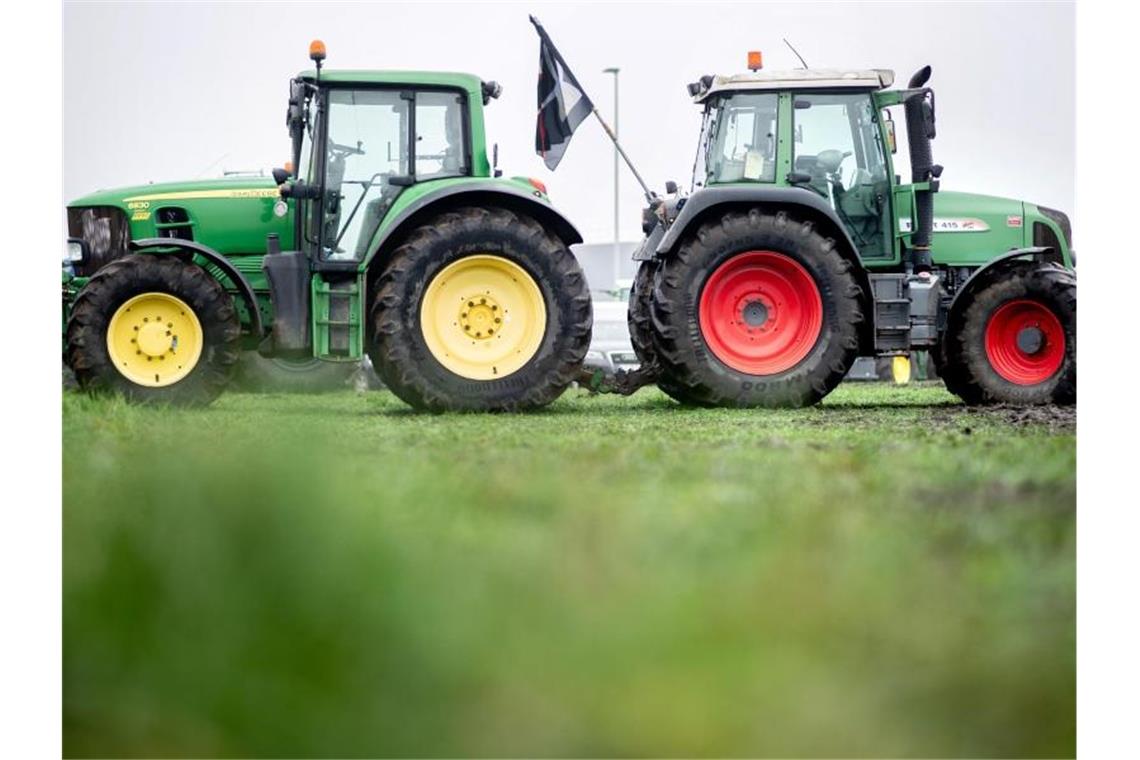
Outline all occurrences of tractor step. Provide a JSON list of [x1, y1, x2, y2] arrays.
[[312, 275, 365, 359], [869, 272, 942, 353]]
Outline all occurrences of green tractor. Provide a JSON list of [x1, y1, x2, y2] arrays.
[[63, 41, 591, 411], [629, 57, 1075, 406]]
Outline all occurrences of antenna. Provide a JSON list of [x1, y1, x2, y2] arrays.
[[783, 38, 809, 69]]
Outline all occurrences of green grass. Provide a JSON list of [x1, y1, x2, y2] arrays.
[[63, 383, 1075, 758]]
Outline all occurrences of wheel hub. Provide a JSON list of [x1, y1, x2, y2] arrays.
[[136, 320, 174, 357], [1015, 325, 1044, 355], [741, 299, 770, 327], [106, 292, 203, 387], [459, 295, 502, 340]]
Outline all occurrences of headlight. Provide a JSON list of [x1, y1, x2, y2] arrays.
[[66, 237, 89, 264], [585, 350, 605, 363]]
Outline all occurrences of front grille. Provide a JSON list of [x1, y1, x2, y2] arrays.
[[1037, 206, 1072, 249], [67, 206, 130, 276], [1033, 220, 1061, 255], [155, 206, 194, 241]]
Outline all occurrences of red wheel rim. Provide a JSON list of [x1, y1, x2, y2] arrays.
[[698, 251, 823, 375], [983, 299, 1065, 385]]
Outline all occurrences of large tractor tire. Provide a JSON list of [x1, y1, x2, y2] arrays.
[[65, 255, 241, 406], [628, 260, 707, 404], [369, 206, 592, 412], [938, 262, 1075, 405], [650, 210, 863, 407], [233, 352, 366, 393]]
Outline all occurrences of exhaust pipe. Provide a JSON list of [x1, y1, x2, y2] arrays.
[[903, 66, 940, 273]]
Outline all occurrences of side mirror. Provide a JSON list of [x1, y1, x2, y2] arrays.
[[884, 115, 897, 154], [272, 167, 291, 185], [665, 180, 678, 195]]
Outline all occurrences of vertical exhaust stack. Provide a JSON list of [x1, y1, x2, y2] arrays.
[[903, 66, 940, 273]]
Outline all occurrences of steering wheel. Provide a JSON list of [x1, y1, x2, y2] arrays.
[[329, 139, 366, 158]]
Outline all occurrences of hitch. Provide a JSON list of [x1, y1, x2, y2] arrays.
[[576, 361, 661, 396]]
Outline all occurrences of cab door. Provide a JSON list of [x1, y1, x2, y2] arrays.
[[792, 91, 894, 261]]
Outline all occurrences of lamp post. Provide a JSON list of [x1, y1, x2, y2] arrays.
[[603, 66, 620, 289]]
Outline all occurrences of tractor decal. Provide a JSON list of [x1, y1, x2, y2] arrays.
[[899, 217, 990, 233]]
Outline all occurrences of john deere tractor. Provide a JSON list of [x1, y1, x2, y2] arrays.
[[63, 42, 591, 411], [629, 58, 1075, 407]]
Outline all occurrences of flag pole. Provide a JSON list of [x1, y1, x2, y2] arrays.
[[588, 107, 654, 201], [530, 16, 655, 201]]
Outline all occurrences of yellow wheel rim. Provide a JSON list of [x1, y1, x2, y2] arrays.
[[106, 292, 204, 387], [420, 254, 547, 380]]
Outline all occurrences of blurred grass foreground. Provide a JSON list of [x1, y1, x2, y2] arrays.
[[63, 383, 1075, 757]]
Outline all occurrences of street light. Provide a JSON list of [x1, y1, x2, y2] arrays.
[[603, 66, 620, 289]]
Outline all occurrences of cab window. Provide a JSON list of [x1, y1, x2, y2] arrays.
[[415, 91, 468, 179]]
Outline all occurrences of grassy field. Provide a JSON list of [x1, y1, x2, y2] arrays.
[[62, 382, 1075, 758]]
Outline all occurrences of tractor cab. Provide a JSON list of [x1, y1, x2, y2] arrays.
[[628, 53, 1074, 408], [687, 63, 935, 267], [280, 42, 501, 272]]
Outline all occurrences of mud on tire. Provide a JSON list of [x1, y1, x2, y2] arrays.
[[939, 262, 1075, 405], [65, 255, 241, 406], [650, 210, 864, 407], [369, 206, 592, 412]]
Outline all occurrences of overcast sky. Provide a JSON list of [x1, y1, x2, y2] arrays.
[[64, 1, 1074, 244]]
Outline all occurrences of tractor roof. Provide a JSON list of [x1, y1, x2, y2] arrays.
[[692, 68, 895, 102], [299, 69, 486, 95]]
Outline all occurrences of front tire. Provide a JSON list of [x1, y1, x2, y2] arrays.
[[65, 255, 241, 405], [234, 352, 363, 393], [650, 210, 863, 407], [369, 206, 591, 412], [939, 262, 1075, 405]]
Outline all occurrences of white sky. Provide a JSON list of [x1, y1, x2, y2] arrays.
[[64, 0, 1074, 244]]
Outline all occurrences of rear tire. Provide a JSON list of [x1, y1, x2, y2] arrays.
[[650, 210, 863, 407], [939, 262, 1075, 405], [369, 206, 591, 412], [65, 255, 241, 406], [628, 260, 706, 404]]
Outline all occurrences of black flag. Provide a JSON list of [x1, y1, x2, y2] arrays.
[[531, 15, 593, 170]]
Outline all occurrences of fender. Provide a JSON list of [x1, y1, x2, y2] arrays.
[[361, 182, 583, 272], [656, 186, 866, 261], [130, 238, 264, 338], [948, 246, 1062, 317], [654, 185, 876, 350]]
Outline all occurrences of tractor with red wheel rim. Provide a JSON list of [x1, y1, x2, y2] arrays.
[[628, 59, 1075, 407]]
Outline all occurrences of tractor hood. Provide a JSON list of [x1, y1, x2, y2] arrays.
[[923, 190, 1027, 266], [69, 175, 281, 209], [67, 175, 293, 258]]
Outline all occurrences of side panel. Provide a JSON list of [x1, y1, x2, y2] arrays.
[[919, 190, 1026, 268], [119, 184, 295, 254]]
